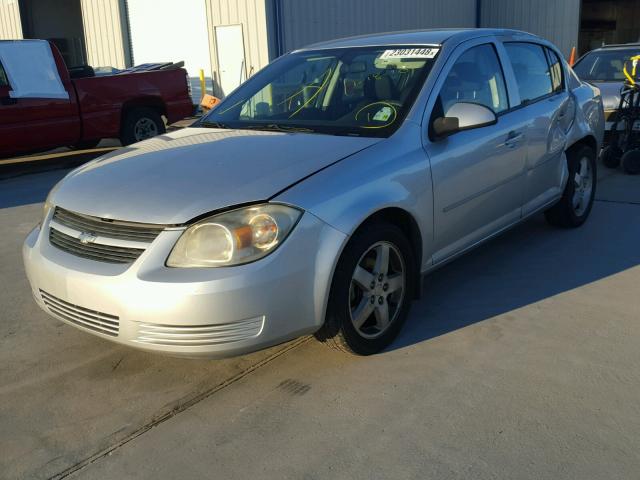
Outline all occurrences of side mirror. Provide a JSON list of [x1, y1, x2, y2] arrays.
[[432, 102, 497, 139]]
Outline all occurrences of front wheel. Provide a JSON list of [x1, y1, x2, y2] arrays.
[[315, 222, 416, 355], [545, 145, 597, 228]]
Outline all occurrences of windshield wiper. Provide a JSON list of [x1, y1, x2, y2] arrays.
[[197, 120, 232, 129], [241, 123, 316, 134]]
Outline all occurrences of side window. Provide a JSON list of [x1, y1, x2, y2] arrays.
[[504, 42, 553, 104], [438, 43, 509, 115], [545, 48, 564, 93]]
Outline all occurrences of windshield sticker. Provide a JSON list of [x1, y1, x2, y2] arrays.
[[379, 48, 439, 60], [373, 106, 393, 122]]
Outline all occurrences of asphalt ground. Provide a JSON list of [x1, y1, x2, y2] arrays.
[[1, 160, 639, 480]]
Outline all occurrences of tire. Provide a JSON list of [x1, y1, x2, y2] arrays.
[[315, 222, 416, 355], [120, 107, 165, 146], [545, 145, 597, 228], [601, 144, 622, 169], [621, 148, 640, 175]]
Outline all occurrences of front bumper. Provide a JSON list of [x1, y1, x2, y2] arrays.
[[23, 211, 346, 358]]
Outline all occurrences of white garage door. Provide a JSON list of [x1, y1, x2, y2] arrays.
[[215, 24, 246, 97], [126, 0, 212, 101]]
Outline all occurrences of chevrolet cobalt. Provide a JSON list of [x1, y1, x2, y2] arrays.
[[24, 29, 604, 357]]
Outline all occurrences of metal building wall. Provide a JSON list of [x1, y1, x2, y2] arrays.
[[480, 0, 581, 57], [0, 0, 23, 40], [205, 0, 270, 97], [80, 0, 132, 68], [277, 0, 477, 53]]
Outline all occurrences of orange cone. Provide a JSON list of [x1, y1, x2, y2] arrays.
[[569, 47, 577, 66]]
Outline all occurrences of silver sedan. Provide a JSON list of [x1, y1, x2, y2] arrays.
[[23, 29, 604, 357]]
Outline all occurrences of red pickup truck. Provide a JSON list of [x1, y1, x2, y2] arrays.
[[0, 40, 194, 158]]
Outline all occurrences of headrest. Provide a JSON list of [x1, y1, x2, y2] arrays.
[[374, 76, 394, 99], [364, 75, 396, 100]]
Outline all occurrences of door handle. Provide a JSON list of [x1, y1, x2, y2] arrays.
[[503, 131, 524, 148]]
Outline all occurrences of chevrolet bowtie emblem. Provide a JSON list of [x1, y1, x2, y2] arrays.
[[78, 232, 98, 244]]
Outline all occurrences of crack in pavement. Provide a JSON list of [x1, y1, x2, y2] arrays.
[[50, 336, 312, 480], [595, 198, 640, 206]]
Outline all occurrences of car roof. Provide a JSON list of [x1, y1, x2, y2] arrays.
[[297, 28, 539, 51], [591, 43, 640, 51]]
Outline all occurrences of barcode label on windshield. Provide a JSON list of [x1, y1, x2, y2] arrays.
[[380, 48, 439, 60]]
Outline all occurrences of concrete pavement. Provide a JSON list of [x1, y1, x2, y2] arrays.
[[1, 165, 639, 479]]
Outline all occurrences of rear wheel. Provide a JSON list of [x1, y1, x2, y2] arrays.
[[545, 145, 596, 228], [315, 222, 416, 355], [621, 148, 640, 175], [120, 107, 165, 145]]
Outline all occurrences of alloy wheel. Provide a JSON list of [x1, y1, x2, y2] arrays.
[[134, 117, 159, 141], [349, 241, 405, 339], [572, 156, 593, 216]]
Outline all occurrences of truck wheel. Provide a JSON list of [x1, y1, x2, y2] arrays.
[[621, 148, 640, 175], [545, 145, 596, 228], [601, 145, 622, 169], [315, 222, 416, 355], [120, 107, 165, 145]]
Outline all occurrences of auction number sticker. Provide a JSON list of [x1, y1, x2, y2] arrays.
[[379, 48, 440, 60]]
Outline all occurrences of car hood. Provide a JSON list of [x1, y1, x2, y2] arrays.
[[591, 81, 623, 111], [52, 128, 380, 224]]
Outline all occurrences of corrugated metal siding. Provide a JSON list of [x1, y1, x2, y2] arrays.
[[0, 0, 23, 39], [480, 0, 581, 57], [80, 0, 130, 68], [278, 0, 477, 52], [205, 0, 270, 97]]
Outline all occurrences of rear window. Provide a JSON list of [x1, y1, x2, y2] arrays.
[[573, 48, 640, 82], [546, 48, 564, 93], [504, 42, 553, 104]]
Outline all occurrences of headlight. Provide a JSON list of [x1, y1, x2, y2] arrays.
[[167, 204, 302, 268]]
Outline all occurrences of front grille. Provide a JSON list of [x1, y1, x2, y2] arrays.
[[49, 229, 144, 264], [53, 207, 164, 242], [49, 207, 165, 264], [135, 317, 264, 347], [40, 290, 119, 337]]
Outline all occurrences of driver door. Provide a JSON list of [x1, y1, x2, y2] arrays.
[[424, 40, 528, 263]]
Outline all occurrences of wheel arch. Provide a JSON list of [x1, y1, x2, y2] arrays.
[[567, 134, 598, 157], [343, 206, 424, 299], [120, 96, 168, 125]]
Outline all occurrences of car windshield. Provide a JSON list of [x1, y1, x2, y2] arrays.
[[574, 48, 640, 82], [199, 46, 439, 137]]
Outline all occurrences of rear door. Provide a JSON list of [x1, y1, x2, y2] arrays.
[[424, 39, 529, 263], [500, 42, 571, 215], [0, 46, 81, 158]]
